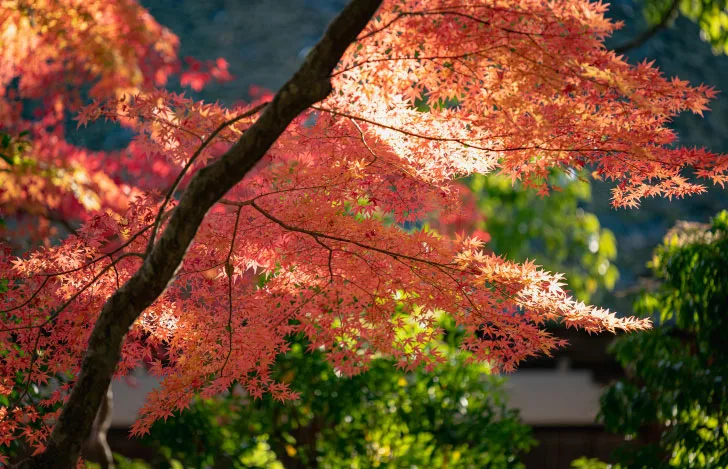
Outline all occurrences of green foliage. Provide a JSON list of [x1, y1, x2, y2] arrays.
[[0, 131, 31, 167], [145, 327, 534, 468], [143, 400, 281, 469], [91, 454, 187, 469], [469, 172, 618, 301], [676, 0, 728, 54], [641, 0, 728, 54], [570, 457, 620, 469], [598, 211, 728, 468]]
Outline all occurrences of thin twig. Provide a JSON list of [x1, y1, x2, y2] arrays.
[[218, 207, 243, 378], [145, 103, 268, 255]]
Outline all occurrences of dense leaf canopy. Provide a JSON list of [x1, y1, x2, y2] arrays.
[[600, 211, 728, 468]]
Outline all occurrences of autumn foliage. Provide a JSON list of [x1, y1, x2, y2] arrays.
[[1, 0, 726, 463], [0, 0, 229, 245]]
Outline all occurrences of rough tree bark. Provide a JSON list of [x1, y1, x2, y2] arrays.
[[81, 386, 114, 469], [16, 0, 382, 467]]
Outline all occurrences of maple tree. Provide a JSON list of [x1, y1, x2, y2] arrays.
[[2, 0, 728, 467]]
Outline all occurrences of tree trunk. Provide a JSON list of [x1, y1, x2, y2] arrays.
[[82, 385, 114, 469]]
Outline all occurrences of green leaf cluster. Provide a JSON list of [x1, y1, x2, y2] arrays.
[[570, 457, 618, 469], [641, 0, 728, 54], [0, 131, 31, 167], [144, 327, 534, 468], [469, 172, 618, 302], [597, 211, 728, 468]]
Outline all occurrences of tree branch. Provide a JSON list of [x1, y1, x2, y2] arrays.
[[612, 0, 680, 54], [145, 102, 268, 255], [18, 1, 382, 467], [248, 200, 455, 270]]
